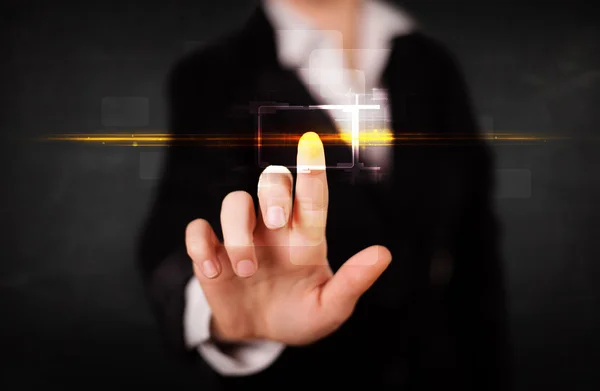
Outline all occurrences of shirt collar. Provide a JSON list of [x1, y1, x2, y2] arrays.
[[263, 0, 415, 71]]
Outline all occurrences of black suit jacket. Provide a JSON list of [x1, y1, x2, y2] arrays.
[[138, 6, 510, 390]]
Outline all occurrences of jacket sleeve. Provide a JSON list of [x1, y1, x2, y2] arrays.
[[437, 44, 512, 390], [136, 51, 257, 385]]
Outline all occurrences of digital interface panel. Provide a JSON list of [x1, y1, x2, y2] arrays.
[[257, 92, 392, 173]]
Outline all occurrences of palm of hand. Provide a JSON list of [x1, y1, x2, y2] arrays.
[[186, 132, 391, 345]]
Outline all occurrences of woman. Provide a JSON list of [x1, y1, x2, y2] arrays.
[[139, 0, 510, 389]]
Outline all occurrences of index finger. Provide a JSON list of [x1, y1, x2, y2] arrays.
[[292, 132, 328, 244]]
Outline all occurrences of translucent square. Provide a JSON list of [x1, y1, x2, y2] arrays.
[[318, 70, 365, 101], [101, 97, 149, 127], [309, 49, 345, 84], [496, 169, 532, 198], [372, 88, 388, 101], [480, 115, 494, 133], [139, 151, 164, 180], [257, 106, 356, 170]]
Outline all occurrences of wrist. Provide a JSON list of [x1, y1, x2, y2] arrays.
[[209, 316, 257, 344]]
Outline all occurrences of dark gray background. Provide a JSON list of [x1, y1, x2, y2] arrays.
[[1, 0, 599, 388]]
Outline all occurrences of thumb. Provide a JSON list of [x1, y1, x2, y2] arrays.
[[320, 245, 392, 322]]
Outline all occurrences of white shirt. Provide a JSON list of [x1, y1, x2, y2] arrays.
[[184, 0, 414, 376]]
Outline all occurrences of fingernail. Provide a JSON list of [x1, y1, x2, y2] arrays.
[[201, 260, 219, 278], [266, 206, 286, 228], [236, 260, 256, 277]]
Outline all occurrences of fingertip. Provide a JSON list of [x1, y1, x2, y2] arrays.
[[185, 219, 213, 259], [297, 131, 325, 169], [299, 131, 322, 145], [261, 164, 294, 176], [185, 218, 205, 236], [258, 166, 293, 191], [374, 245, 392, 264], [221, 190, 256, 245], [185, 219, 223, 280], [257, 165, 293, 231], [221, 190, 254, 212]]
